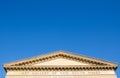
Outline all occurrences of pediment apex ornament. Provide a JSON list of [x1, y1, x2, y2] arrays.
[[3, 50, 118, 71]]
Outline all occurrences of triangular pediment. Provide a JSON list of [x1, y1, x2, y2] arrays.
[[3, 51, 118, 71]]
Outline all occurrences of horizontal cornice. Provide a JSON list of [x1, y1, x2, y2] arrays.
[[4, 65, 117, 71]]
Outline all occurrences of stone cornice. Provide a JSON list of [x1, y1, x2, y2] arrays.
[[4, 66, 117, 71], [4, 51, 118, 66]]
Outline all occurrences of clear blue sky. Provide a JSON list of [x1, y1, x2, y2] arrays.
[[0, 0, 120, 77]]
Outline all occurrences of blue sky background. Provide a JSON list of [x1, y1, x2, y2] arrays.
[[0, 0, 120, 78]]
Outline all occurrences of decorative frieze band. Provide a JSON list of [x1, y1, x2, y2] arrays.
[[7, 71, 115, 76]]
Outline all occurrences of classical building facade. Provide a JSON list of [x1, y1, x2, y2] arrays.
[[3, 51, 118, 78]]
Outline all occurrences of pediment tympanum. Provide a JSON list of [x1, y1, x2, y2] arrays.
[[33, 58, 89, 66]]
